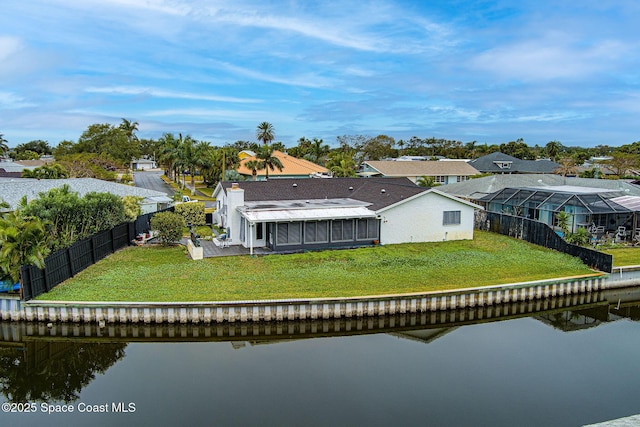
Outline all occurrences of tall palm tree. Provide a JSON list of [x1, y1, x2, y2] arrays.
[[244, 159, 261, 181], [256, 145, 283, 180], [0, 133, 8, 158], [0, 212, 50, 284], [158, 133, 181, 180], [256, 122, 275, 146], [545, 140, 563, 161], [307, 138, 330, 166], [119, 118, 139, 141]]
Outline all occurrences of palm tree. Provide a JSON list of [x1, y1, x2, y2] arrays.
[[555, 211, 572, 237], [245, 159, 261, 181], [0, 212, 50, 284], [307, 138, 330, 166], [0, 133, 8, 158], [256, 122, 275, 146], [158, 133, 181, 180], [256, 145, 283, 180], [119, 118, 139, 141], [326, 151, 356, 177], [546, 140, 562, 161], [554, 157, 577, 177], [416, 176, 437, 188]]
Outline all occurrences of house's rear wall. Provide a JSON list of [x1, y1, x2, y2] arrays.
[[379, 192, 475, 244]]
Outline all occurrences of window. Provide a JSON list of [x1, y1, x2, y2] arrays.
[[435, 175, 446, 183], [443, 210, 461, 225], [256, 223, 263, 240], [304, 221, 329, 243], [356, 218, 379, 240], [276, 223, 301, 245], [331, 219, 354, 242]]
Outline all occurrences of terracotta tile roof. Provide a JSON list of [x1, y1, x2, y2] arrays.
[[236, 150, 329, 177], [363, 160, 479, 177]]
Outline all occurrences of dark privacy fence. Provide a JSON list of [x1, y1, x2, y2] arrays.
[[21, 208, 173, 301], [475, 211, 613, 273]]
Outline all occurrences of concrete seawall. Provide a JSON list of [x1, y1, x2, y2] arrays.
[[0, 273, 635, 324]]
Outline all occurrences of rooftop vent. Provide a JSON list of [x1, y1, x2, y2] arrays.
[[349, 186, 354, 191], [293, 183, 297, 187], [381, 189, 386, 193], [231, 182, 239, 190]]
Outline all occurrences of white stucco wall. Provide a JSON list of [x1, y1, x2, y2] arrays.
[[378, 191, 476, 244]]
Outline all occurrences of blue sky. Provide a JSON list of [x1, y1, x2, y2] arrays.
[[1, 0, 639, 148]]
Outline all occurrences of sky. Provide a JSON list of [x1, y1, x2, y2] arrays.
[[1, 0, 639, 149]]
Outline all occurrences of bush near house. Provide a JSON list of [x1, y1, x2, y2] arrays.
[[174, 202, 206, 226], [150, 211, 185, 245]]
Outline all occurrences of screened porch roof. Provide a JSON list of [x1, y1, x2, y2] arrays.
[[238, 198, 377, 222], [479, 187, 634, 214]]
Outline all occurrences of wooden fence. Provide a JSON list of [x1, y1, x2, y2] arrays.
[[21, 208, 172, 301], [475, 211, 613, 273]]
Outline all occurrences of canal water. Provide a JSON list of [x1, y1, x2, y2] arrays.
[[2, 287, 640, 427]]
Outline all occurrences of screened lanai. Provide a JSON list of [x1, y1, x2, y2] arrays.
[[479, 186, 639, 240]]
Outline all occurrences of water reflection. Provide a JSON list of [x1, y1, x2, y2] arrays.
[[0, 341, 126, 403], [0, 286, 639, 422]]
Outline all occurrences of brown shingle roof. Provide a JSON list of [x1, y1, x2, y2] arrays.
[[363, 160, 479, 177], [222, 177, 428, 210], [237, 150, 329, 177]]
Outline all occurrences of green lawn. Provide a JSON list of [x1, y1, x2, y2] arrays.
[[38, 232, 597, 302], [601, 247, 640, 267]]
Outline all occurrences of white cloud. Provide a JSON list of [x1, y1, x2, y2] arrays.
[[85, 86, 261, 104], [0, 36, 21, 61], [0, 91, 35, 108], [472, 33, 629, 81]]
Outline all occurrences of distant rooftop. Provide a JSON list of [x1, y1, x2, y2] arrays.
[[0, 177, 172, 210]]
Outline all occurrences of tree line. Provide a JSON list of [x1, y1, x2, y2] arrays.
[[2, 122, 640, 183]]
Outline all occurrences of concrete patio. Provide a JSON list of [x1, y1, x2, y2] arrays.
[[180, 237, 271, 258]]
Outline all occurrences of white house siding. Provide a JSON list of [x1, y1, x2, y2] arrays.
[[378, 192, 475, 244]]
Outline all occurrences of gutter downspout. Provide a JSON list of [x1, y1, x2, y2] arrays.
[[249, 221, 254, 256]]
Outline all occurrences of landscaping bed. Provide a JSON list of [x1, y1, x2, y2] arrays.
[[37, 232, 598, 302]]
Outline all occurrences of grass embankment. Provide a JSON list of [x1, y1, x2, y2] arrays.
[[38, 232, 596, 302], [601, 247, 640, 267]]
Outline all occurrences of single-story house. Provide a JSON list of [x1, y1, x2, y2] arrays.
[[469, 152, 560, 174], [130, 158, 157, 170], [236, 150, 330, 180], [479, 186, 640, 240], [0, 177, 173, 214], [359, 160, 480, 184], [212, 178, 482, 253]]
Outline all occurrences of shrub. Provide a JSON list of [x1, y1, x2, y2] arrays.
[[122, 196, 143, 221], [174, 202, 206, 226], [150, 212, 185, 245]]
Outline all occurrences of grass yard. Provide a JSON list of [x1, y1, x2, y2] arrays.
[[38, 232, 598, 302], [601, 247, 640, 267]]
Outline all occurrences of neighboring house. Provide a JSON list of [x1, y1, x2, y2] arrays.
[[359, 160, 480, 184], [0, 177, 173, 214], [131, 158, 157, 170], [0, 160, 40, 177], [439, 173, 640, 201], [236, 150, 330, 180], [212, 178, 482, 253], [480, 186, 640, 236], [469, 152, 560, 174]]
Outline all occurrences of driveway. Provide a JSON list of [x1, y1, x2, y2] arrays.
[[133, 170, 175, 196]]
